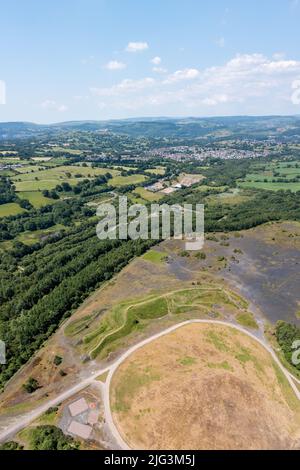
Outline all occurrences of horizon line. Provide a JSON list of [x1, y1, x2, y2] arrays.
[[0, 113, 300, 126]]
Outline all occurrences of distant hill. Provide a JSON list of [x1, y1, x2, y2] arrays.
[[0, 116, 300, 141]]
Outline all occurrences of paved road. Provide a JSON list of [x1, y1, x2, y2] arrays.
[[1, 319, 300, 448]]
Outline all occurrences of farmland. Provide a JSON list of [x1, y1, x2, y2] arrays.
[[110, 174, 147, 187], [13, 165, 117, 181], [132, 187, 164, 202], [18, 191, 55, 208], [0, 203, 25, 217], [12, 165, 120, 192], [239, 161, 300, 192], [145, 167, 166, 176]]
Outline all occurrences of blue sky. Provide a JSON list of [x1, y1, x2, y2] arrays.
[[1, 0, 300, 122]]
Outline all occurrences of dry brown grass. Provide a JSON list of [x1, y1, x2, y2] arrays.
[[111, 323, 300, 450]]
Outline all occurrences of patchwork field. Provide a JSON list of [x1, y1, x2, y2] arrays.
[[110, 174, 147, 187], [239, 181, 300, 192], [14, 165, 45, 174], [207, 189, 254, 205], [38, 146, 82, 155], [18, 191, 55, 208], [12, 165, 120, 192], [111, 322, 300, 450], [132, 187, 164, 202], [145, 167, 166, 176], [239, 161, 300, 192], [31, 157, 53, 162], [0, 203, 25, 217]]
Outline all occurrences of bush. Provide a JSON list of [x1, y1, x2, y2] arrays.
[[0, 441, 23, 450], [195, 252, 206, 260], [30, 426, 79, 450], [179, 250, 190, 257], [53, 355, 63, 366], [22, 377, 40, 394], [45, 407, 58, 415], [276, 321, 300, 371]]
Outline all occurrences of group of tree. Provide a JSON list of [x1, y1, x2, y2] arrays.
[[0, 177, 17, 205], [30, 426, 79, 450], [276, 321, 300, 371], [0, 426, 79, 451], [0, 226, 156, 387]]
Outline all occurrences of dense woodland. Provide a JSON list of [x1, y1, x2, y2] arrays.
[[0, 233, 155, 387]]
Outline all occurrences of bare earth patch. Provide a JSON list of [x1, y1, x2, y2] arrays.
[[111, 323, 300, 450]]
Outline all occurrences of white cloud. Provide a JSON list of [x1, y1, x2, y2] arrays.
[[41, 100, 68, 112], [202, 94, 229, 106], [104, 60, 126, 70], [151, 56, 161, 65], [164, 68, 200, 84], [89, 53, 300, 115], [126, 42, 149, 53], [152, 66, 168, 74], [91, 77, 156, 97]]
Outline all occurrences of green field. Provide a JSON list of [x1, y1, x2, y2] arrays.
[[132, 187, 164, 202], [207, 189, 254, 205], [65, 286, 245, 360], [14, 180, 81, 191], [110, 174, 147, 187], [15, 165, 45, 174], [12, 165, 120, 192], [38, 158, 68, 166], [39, 146, 82, 155], [239, 181, 300, 192], [0, 170, 16, 177], [194, 185, 228, 192], [18, 191, 55, 208], [17, 224, 66, 245], [0, 203, 25, 217], [31, 157, 53, 162], [113, 165, 137, 171], [12, 165, 119, 182], [142, 250, 167, 264], [236, 312, 259, 329], [145, 167, 166, 176], [239, 161, 300, 192]]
